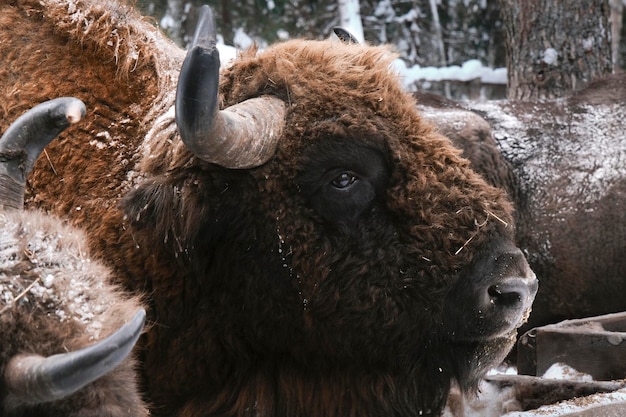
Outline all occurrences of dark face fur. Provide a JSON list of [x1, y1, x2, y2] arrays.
[[253, 111, 536, 372]]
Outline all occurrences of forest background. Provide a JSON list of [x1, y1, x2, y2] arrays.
[[135, 0, 626, 99]]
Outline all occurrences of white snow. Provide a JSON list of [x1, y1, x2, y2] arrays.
[[542, 48, 559, 65], [445, 363, 626, 417], [0, 211, 112, 339], [542, 363, 593, 382], [160, 14, 175, 31], [217, 41, 237, 68], [582, 37, 595, 52], [233, 27, 254, 50], [504, 390, 626, 417], [392, 57, 507, 89], [276, 29, 290, 41]]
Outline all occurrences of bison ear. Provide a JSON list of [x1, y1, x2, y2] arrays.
[[122, 179, 174, 230], [122, 179, 189, 255], [333, 27, 360, 44], [122, 178, 209, 256]]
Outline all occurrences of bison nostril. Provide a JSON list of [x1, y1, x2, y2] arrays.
[[488, 281, 528, 308]]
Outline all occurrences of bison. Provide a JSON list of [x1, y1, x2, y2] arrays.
[[416, 74, 626, 331], [0, 1, 538, 416], [0, 98, 148, 416]]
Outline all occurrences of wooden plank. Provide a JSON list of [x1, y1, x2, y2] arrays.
[[485, 374, 626, 410], [502, 389, 626, 416], [517, 312, 626, 380]]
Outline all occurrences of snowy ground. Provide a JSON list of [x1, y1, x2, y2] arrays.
[[443, 363, 626, 417]]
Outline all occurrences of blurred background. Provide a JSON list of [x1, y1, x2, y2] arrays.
[[135, 0, 626, 99]]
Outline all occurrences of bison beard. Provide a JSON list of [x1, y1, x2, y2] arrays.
[[0, 1, 537, 416]]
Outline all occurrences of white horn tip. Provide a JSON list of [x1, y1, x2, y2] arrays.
[[65, 101, 86, 124]]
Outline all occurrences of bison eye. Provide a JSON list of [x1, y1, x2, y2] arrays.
[[331, 172, 357, 189], [297, 138, 390, 225]]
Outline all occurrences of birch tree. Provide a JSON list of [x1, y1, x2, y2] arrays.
[[337, 0, 364, 43], [428, 0, 446, 66], [610, 0, 623, 69], [161, 0, 184, 46]]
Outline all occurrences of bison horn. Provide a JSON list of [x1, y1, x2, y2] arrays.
[[3, 308, 146, 404], [0, 97, 86, 210], [333, 27, 360, 44], [175, 5, 286, 169]]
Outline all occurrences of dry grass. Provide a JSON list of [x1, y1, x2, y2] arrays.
[[455, 209, 509, 255]]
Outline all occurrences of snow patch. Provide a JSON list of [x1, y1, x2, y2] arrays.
[[504, 389, 626, 416], [395, 58, 508, 90], [217, 39, 237, 68], [542, 48, 558, 65], [542, 362, 593, 382], [444, 363, 625, 417], [582, 37, 595, 52], [233, 28, 254, 50]]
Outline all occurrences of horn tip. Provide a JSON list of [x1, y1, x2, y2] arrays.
[[65, 99, 87, 124]]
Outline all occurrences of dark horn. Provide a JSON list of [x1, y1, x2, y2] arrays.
[[175, 5, 286, 169], [0, 97, 86, 209], [3, 309, 146, 404], [333, 27, 360, 44]]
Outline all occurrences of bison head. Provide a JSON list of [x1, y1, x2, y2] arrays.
[[123, 7, 537, 416]]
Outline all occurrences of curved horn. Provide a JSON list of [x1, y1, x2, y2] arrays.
[[0, 97, 86, 209], [3, 308, 146, 405], [175, 5, 286, 169], [333, 27, 360, 44]]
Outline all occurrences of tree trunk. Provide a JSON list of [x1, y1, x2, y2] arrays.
[[610, 0, 623, 70], [498, 0, 613, 100], [163, 0, 184, 46], [428, 0, 446, 66], [337, 0, 364, 43]]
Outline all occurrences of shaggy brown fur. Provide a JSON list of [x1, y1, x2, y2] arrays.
[[0, 1, 535, 416], [0, 0, 181, 227], [415, 91, 519, 200], [0, 210, 148, 417], [0, 94, 148, 415]]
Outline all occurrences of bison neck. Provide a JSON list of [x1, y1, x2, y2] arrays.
[[150, 361, 452, 417]]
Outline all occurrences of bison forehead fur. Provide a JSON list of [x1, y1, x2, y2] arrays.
[[138, 40, 514, 271], [0, 1, 534, 416]]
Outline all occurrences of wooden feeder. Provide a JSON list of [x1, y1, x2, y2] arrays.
[[517, 311, 626, 381]]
